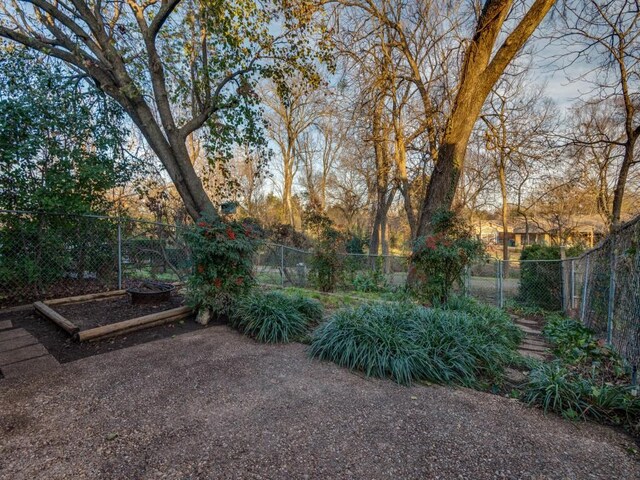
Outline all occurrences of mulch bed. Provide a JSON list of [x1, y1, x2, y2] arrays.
[[0, 294, 225, 364], [55, 294, 185, 331], [0, 278, 115, 309]]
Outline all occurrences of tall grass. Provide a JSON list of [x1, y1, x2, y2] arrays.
[[231, 291, 320, 343], [309, 299, 521, 386]]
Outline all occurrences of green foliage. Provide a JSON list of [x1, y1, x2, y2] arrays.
[[184, 214, 263, 314], [518, 244, 583, 310], [543, 314, 615, 365], [345, 234, 367, 254], [309, 299, 520, 386], [286, 294, 324, 324], [0, 47, 136, 297], [410, 211, 484, 303], [521, 313, 638, 433], [0, 46, 133, 213], [350, 257, 388, 293], [305, 209, 344, 292], [523, 361, 640, 427], [231, 291, 318, 343]]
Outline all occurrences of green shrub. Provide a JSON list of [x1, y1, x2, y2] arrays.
[[542, 314, 610, 364], [519, 244, 583, 310], [523, 361, 640, 427], [410, 210, 483, 304], [309, 300, 520, 386], [350, 257, 387, 293], [309, 225, 343, 292], [231, 291, 313, 343], [524, 313, 638, 432], [184, 214, 263, 314]]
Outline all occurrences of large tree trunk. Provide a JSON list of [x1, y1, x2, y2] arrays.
[[283, 157, 295, 226], [414, 0, 555, 238], [123, 99, 215, 222], [611, 136, 637, 226]]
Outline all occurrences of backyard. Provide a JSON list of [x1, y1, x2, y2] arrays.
[[2, 0, 640, 478], [1, 324, 639, 479]]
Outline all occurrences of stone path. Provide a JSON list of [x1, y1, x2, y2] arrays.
[[0, 320, 59, 378], [511, 314, 552, 361]]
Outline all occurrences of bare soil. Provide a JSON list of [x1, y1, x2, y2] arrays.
[[0, 278, 115, 308], [55, 294, 185, 330], [0, 298, 225, 364]]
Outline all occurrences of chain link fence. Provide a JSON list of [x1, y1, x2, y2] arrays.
[[0, 210, 191, 306], [1, 210, 637, 369], [578, 216, 640, 368], [253, 243, 409, 290]]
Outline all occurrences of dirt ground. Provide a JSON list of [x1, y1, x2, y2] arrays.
[[1, 326, 638, 480], [0, 299, 220, 363], [55, 294, 186, 330]]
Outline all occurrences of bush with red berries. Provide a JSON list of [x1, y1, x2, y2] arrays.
[[410, 210, 484, 304], [184, 213, 263, 315]]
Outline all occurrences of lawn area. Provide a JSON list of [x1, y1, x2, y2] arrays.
[[1, 325, 638, 479]]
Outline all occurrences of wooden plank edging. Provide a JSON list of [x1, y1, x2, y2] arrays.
[[44, 290, 127, 306], [77, 306, 193, 342], [33, 301, 79, 335]]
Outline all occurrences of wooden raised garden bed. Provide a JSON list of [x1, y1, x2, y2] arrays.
[[33, 286, 192, 342]]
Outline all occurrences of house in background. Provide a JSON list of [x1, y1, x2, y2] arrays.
[[476, 216, 605, 250]]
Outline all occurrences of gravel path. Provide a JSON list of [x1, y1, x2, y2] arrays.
[[0, 326, 638, 479]]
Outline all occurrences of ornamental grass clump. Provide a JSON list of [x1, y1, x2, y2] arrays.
[[309, 299, 520, 386], [287, 294, 324, 324], [231, 291, 320, 343]]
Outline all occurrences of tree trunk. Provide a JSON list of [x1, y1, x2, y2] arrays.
[[413, 0, 555, 238], [499, 159, 510, 263], [611, 135, 637, 227], [123, 99, 215, 222]]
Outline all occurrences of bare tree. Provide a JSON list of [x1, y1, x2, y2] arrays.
[[481, 69, 557, 261], [263, 80, 326, 226], [557, 0, 640, 227], [415, 0, 556, 237]]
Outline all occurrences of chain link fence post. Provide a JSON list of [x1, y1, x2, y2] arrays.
[[117, 219, 123, 290], [606, 239, 617, 345], [280, 245, 285, 287], [580, 256, 590, 323], [569, 258, 575, 310], [497, 260, 504, 308]]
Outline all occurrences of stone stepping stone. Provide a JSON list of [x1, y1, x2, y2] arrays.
[[0, 328, 31, 342], [520, 338, 547, 347], [517, 325, 543, 335], [0, 332, 38, 353], [513, 317, 539, 326], [0, 320, 12, 331], [518, 349, 546, 360], [1, 354, 59, 379], [520, 343, 549, 353], [0, 343, 48, 367]]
